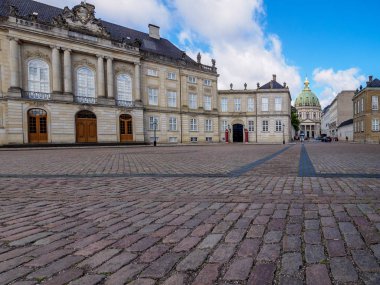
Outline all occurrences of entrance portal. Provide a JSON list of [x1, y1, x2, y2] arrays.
[[28, 109, 48, 143], [76, 111, 97, 143], [233, 124, 244, 142], [120, 114, 133, 142]]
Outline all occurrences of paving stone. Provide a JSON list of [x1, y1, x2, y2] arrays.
[[264, 231, 282, 243], [281, 252, 302, 275], [351, 250, 380, 272], [192, 263, 219, 285], [257, 244, 280, 262], [322, 226, 341, 240], [361, 272, 380, 285], [69, 274, 104, 285], [141, 252, 183, 278], [128, 278, 155, 285], [305, 245, 326, 263], [225, 229, 245, 243], [127, 237, 160, 252], [304, 230, 321, 244], [77, 249, 120, 269], [326, 240, 346, 257], [330, 257, 358, 282], [370, 244, 380, 259], [224, 257, 253, 281], [237, 238, 260, 257], [286, 224, 302, 235], [279, 275, 303, 285], [306, 264, 332, 285], [305, 220, 320, 230], [247, 263, 276, 285], [283, 235, 301, 252], [209, 243, 236, 263], [162, 273, 187, 285], [41, 268, 83, 285], [95, 252, 137, 273], [246, 225, 265, 238], [176, 249, 209, 271], [104, 263, 146, 285], [197, 234, 223, 249]]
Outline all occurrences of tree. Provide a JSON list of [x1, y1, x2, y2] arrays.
[[291, 108, 300, 132]]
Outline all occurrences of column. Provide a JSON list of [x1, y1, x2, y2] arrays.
[[63, 48, 72, 94], [134, 63, 141, 101], [106, 57, 114, 99], [51, 46, 62, 93], [9, 37, 21, 89], [97, 55, 105, 97]]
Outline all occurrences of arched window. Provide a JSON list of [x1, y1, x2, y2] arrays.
[[77, 67, 95, 98], [28, 59, 49, 93], [117, 74, 132, 101]]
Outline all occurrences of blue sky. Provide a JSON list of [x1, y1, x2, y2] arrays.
[[40, 0, 378, 107]]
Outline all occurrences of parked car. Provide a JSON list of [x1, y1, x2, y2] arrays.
[[321, 136, 332, 142], [315, 136, 322, 141]]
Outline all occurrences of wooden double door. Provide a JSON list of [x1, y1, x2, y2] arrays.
[[120, 114, 133, 142], [76, 111, 97, 143], [28, 109, 48, 143]]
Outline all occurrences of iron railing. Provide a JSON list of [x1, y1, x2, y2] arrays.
[[21, 91, 51, 100], [74, 96, 97, 104], [116, 100, 134, 107]]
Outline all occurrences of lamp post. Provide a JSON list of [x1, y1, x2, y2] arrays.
[[282, 123, 285, 144], [153, 119, 158, 147]]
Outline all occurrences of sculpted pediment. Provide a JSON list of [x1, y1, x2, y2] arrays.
[[52, 2, 110, 38]]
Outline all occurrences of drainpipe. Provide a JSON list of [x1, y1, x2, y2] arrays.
[[255, 94, 258, 143], [179, 68, 183, 143]]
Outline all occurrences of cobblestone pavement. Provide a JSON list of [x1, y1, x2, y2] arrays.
[[0, 143, 379, 285]]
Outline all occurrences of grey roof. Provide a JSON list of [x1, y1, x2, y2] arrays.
[[0, 0, 196, 63], [338, 118, 353, 128], [259, 80, 286, 90], [367, 78, 380, 88]]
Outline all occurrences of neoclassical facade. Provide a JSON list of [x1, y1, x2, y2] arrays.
[[294, 79, 321, 138], [218, 75, 292, 143]]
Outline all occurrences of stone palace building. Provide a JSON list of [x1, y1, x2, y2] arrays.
[[0, 1, 292, 145]]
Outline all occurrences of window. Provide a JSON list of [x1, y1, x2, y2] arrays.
[[117, 74, 132, 101], [77, 67, 95, 98], [206, 137, 212, 142], [275, 120, 282, 132], [204, 96, 212, 110], [221, 98, 228, 112], [221, 120, 228, 131], [189, 93, 197, 109], [234, 98, 241, 112], [313, 112, 316, 119], [205, 119, 212, 132], [168, 117, 177, 131], [262, 120, 269, 132], [28, 59, 50, 93], [372, 96, 379, 110], [262, 98, 269, 111], [190, 118, 198, 131], [298, 112, 302, 118], [361, 98, 364, 112], [149, 116, 159, 130], [247, 98, 254, 112], [169, 137, 178, 143], [204, 79, 212, 86], [275, 97, 282, 111], [167, 72, 176, 80], [188, 76, 197, 84], [190, 137, 198, 142], [361, 120, 364, 132], [167, 91, 177, 107], [248, 120, 254, 132], [306, 112, 310, 119], [148, 88, 158, 105], [147, 68, 158, 77], [372, 119, 379, 131]]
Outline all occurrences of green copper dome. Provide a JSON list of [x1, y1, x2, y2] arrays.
[[295, 78, 321, 107]]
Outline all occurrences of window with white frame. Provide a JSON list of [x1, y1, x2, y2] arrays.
[[221, 120, 228, 131], [28, 59, 50, 93], [247, 97, 254, 112], [169, 137, 178, 143], [204, 96, 212, 110], [190, 137, 198, 142], [372, 96, 379, 110], [190, 118, 198, 131], [77, 67, 95, 98], [188, 76, 197, 84], [167, 72, 176, 80], [262, 120, 269, 132], [275, 120, 282, 132], [147, 68, 158, 77], [117, 74, 132, 101], [206, 137, 212, 142], [248, 120, 254, 132], [361, 98, 364, 112], [148, 88, 158, 105], [275, 97, 282, 111], [361, 120, 364, 132], [205, 119, 212, 132], [204, 79, 212, 86], [149, 116, 159, 130], [168, 117, 177, 131], [189, 93, 197, 109], [167, 91, 176, 107], [221, 98, 228, 112], [372, 119, 379, 131], [354, 102, 357, 115], [262, 97, 269, 111], [234, 98, 241, 112]]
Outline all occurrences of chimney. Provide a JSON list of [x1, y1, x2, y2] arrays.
[[272, 74, 277, 82], [148, 24, 160, 40], [369, 75, 373, 82]]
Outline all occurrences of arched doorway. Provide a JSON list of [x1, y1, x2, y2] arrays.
[[28, 108, 48, 143], [76, 110, 97, 143], [233, 124, 244, 142], [120, 114, 133, 142]]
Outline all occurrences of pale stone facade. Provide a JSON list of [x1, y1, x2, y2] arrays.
[[218, 76, 292, 143]]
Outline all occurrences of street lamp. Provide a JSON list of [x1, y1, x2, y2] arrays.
[[282, 123, 285, 144], [153, 119, 158, 147]]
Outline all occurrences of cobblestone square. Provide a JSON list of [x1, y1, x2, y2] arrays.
[[0, 143, 379, 285]]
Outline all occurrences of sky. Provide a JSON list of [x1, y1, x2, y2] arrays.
[[38, 0, 379, 108]]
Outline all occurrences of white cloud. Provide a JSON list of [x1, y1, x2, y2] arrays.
[[313, 68, 365, 108], [172, 0, 302, 95]]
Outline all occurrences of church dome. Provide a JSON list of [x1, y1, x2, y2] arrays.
[[295, 78, 321, 107]]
